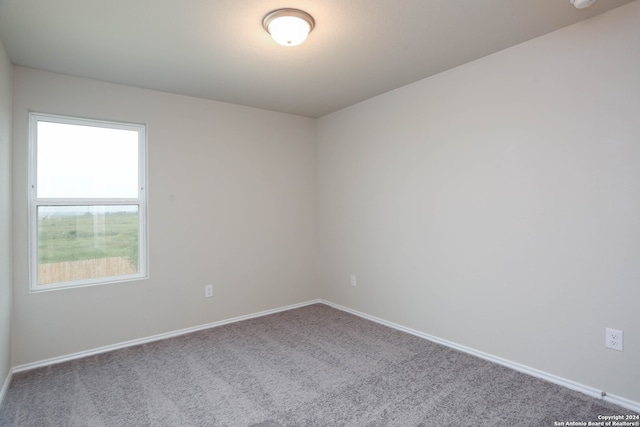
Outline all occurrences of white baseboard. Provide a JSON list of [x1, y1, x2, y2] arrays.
[[9, 298, 639, 414], [13, 299, 321, 373], [320, 299, 640, 414], [0, 367, 13, 407]]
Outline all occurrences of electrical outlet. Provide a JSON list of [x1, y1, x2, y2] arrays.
[[205, 284, 213, 298], [350, 275, 357, 287], [605, 328, 623, 351]]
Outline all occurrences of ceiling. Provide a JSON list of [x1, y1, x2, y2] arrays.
[[0, 0, 634, 118]]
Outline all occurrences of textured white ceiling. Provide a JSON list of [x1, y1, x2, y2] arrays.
[[0, 0, 634, 117]]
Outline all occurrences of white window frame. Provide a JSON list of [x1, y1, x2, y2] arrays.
[[28, 112, 148, 292]]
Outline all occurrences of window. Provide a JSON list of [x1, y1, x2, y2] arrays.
[[29, 113, 147, 291]]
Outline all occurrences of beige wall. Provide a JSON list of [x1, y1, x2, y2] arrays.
[[0, 40, 13, 390], [317, 2, 640, 403], [11, 67, 318, 365]]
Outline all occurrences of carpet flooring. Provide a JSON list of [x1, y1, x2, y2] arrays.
[[0, 303, 636, 426]]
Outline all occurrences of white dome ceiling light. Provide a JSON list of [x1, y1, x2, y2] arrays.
[[263, 8, 315, 46], [570, 0, 598, 9]]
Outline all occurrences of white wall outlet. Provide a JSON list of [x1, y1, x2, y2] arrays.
[[350, 274, 357, 287], [605, 328, 623, 351], [205, 284, 213, 298]]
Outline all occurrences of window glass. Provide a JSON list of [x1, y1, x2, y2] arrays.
[[37, 205, 140, 285], [36, 121, 139, 198], [29, 113, 147, 291]]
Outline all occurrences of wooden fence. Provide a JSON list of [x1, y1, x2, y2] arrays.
[[38, 257, 137, 284]]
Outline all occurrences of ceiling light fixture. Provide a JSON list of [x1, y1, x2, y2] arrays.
[[263, 8, 315, 46], [570, 0, 598, 9]]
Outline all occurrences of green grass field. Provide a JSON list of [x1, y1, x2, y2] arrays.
[[38, 211, 139, 267]]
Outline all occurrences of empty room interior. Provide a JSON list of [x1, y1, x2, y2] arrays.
[[1, 0, 639, 425]]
